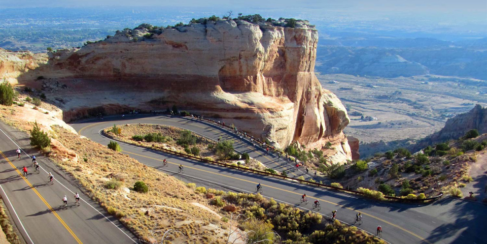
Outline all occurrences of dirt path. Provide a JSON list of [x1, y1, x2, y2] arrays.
[[463, 151, 487, 201]]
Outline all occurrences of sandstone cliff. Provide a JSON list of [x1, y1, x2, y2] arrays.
[[9, 19, 352, 163], [0, 48, 47, 83]]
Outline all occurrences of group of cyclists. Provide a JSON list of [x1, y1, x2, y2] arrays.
[[16, 148, 80, 207], [162, 158, 184, 173]]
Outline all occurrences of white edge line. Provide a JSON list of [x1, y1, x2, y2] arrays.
[[0, 128, 137, 243], [0, 185, 35, 244], [161, 168, 390, 244]]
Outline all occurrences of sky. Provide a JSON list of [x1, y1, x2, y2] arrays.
[[2, 0, 487, 14]]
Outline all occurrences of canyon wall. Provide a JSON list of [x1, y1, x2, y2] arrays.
[[0, 48, 47, 83], [10, 19, 353, 163]]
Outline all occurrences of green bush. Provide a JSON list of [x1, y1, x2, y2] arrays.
[[176, 130, 197, 147], [184, 146, 191, 154], [462, 140, 480, 151], [406, 194, 417, 199], [286, 18, 297, 27], [110, 124, 121, 135], [394, 148, 412, 158], [171, 105, 178, 114], [389, 163, 399, 178], [402, 180, 410, 189], [32, 97, 41, 106], [215, 140, 234, 159], [415, 153, 429, 164], [265, 168, 277, 174], [144, 133, 168, 143], [195, 186, 207, 194], [417, 193, 426, 200], [242, 152, 250, 161], [211, 196, 225, 207], [443, 160, 451, 166], [190, 146, 200, 156], [108, 141, 122, 152], [450, 187, 462, 198], [463, 129, 479, 139], [30, 122, 51, 148], [132, 135, 144, 141], [378, 183, 395, 196], [352, 160, 368, 171], [25, 97, 31, 102], [385, 151, 394, 159], [330, 182, 343, 189], [368, 168, 378, 176], [439, 175, 447, 181], [400, 188, 413, 196], [357, 187, 385, 200], [436, 143, 450, 151], [133, 181, 148, 193], [0, 81, 14, 106], [105, 179, 122, 189]]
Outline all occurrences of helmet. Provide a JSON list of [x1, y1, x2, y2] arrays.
[[33, 156, 36, 159]]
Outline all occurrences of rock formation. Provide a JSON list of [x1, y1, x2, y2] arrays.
[[0, 48, 47, 83], [6, 19, 353, 163], [429, 104, 487, 142]]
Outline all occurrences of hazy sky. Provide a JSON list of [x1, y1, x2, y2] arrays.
[[3, 0, 487, 14]]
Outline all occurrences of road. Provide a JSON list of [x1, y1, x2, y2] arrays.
[[0, 121, 137, 244], [72, 114, 487, 244]]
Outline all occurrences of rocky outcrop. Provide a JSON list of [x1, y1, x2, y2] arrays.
[[347, 136, 360, 160], [10, 19, 352, 163], [429, 104, 487, 142], [0, 48, 47, 83]]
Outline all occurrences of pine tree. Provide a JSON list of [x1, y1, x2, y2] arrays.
[[30, 122, 51, 148]]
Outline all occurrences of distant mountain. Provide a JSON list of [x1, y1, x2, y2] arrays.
[[316, 46, 487, 80]]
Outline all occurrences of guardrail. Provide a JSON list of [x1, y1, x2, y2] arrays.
[[102, 128, 443, 204]]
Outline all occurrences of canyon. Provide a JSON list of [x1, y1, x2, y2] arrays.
[[0, 19, 356, 163]]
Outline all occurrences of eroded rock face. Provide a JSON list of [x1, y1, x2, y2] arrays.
[[430, 104, 487, 142], [7, 20, 352, 163], [0, 48, 47, 83]]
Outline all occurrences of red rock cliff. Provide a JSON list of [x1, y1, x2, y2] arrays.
[[16, 19, 352, 163]]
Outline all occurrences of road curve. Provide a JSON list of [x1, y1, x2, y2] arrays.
[[0, 121, 137, 244], [72, 114, 487, 244]]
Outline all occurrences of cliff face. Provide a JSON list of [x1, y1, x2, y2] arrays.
[[429, 104, 487, 142], [12, 20, 352, 163], [0, 48, 47, 83]]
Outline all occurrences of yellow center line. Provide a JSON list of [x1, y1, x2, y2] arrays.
[[78, 121, 105, 135], [0, 151, 83, 244], [127, 150, 430, 244], [79, 122, 431, 244]]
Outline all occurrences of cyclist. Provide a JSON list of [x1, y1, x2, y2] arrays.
[[74, 192, 80, 206], [256, 183, 261, 192], [33, 161, 39, 172], [163, 159, 167, 167], [377, 225, 382, 236], [301, 194, 307, 202], [314, 200, 320, 208], [332, 210, 337, 220], [16, 148, 21, 159], [179, 164, 183, 172], [356, 212, 362, 223], [22, 166, 28, 177], [32, 155, 36, 163], [63, 195, 68, 207], [48, 172, 54, 184]]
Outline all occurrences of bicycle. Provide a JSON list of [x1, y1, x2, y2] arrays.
[[256, 186, 263, 194], [301, 197, 308, 204], [49, 176, 54, 185], [75, 197, 80, 206], [179, 167, 184, 173], [354, 216, 362, 225], [162, 160, 168, 167], [313, 202, 321, 210]]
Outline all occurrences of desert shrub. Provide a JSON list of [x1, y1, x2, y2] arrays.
[[132, 135, 144, 141], [378, 184, 395, 196], [32, 97, 41, 106], [439, 175, 447, 181], [476, 144, 484, 151], [171, 105, 178, 114], [105, 179, 122, 189], [184, 146, 191, 154], [450, 188, 463, 198], [352, 160, 368, 171], [285, 144, 308, 162], [281, 171, 287, 177], [215, 140, 234, 159], [462, 175, 473, 182], [30, 122, 51, 148], [108, 141, 121, 152], [357, 187, 385, 200], [297, 176, 305, 181], [211, 196, 225, 207], [462, 140, 480, 151], [40, 93, 46, 99], [443, 160, 451, 166], [330, 182, 343, 189], [406, 194, 417, 199], [402, 180, 410, 189], [176, 130, 197, 146], [186, 183, 196, 189], [24, 97, 31, 102], [0, 81, 14, 106], [436, 143, 450, 151], [400, 188, 413, 196], [422, 170, 432, 177], [242, 152, 250, 161], [463, 129, 479, 139], [190, 146, 200, 156], [415, 153, 429, 164], [394, 148, 412, 158], [195, 186, 207, 194], [180, 110, 190, 116], [389, 163, 399, 178], [417, 193, 426, 200], [144, 133, 168, 143], [265, 168, 277, 174], [242, 218, 275, 244], [368, 168, 378, 176], [110, 124, 121, 135], [328, 164, 346, 179], [133, 181, 148, 193], [385, 151, 394, 159]]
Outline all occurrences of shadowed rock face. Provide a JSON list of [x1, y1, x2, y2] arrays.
[[430, 104, 487, 142], [3, 20, 352, 163]]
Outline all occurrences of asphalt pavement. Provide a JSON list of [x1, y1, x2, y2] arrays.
[[0, 121, 137, 244], [71, 114, 487, 244]]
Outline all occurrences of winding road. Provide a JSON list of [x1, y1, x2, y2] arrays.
[[71, 114, 487, 244]]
